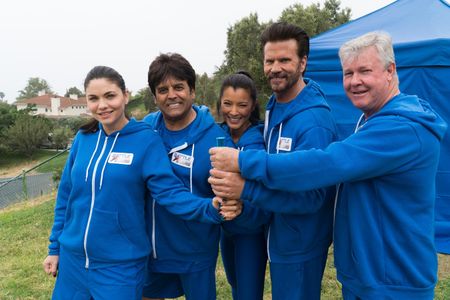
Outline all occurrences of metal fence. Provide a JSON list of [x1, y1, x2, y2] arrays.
[[0, 173, 54, 209], [0, 149, 68, 209]]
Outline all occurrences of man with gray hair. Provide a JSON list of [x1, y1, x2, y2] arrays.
[[209, 31, 447, 299]]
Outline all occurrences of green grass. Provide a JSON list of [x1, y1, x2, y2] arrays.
[[0, 150, 57, 170], [34, 151, 68, 174], [1, 198, 449, 299]]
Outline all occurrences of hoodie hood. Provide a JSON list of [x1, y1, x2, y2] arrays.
[[98, 118, 151, 137], [143, 105, 216, 145], [371, 93, 447, 141], [220, 122, 265, 150], [266, 78, 331, 124]]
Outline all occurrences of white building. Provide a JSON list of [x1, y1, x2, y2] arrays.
[[14, 92, 90, 117]]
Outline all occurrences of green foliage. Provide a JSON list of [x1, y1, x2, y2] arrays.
[[279, 0, 351, 36], [127, 88, 156, 120], [195, 73, 221, 116], [51, 117, 89, 133], [17, 77, 54, 101], [51, 126, 73, 151], [64, 86, 84, 98], [0, 102, 19, 152], [5, 114, 51, 158], [0, 92, 5, 101]]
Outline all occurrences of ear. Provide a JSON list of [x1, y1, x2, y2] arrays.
[[300, 56, 308, 74], [190, 88, 196, 99], [124, 91, 129, 105], [386, 62, 396, 81]]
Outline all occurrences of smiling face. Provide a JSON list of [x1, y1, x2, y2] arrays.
[[86, 78, 129, 135], [154, 76, 196, 130], [263, 39, 306, 102], [342, 46, 396, 118], [220, 87, 254, 141]]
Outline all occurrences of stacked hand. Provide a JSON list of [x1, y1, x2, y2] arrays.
[[209, 147, 245, 220]]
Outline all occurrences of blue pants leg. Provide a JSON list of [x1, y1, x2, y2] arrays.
[[221, 231, 267, 300], [53, 248, 146, 300], [180, 265, 217, 300], [270, 252, 328, 300]]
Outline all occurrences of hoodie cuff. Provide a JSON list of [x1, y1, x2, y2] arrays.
[[207, 201, 224, 224], [239, 150, 266, 181]]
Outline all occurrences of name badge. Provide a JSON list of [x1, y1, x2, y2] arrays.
[[171, 152, 193, 168], [277, 137, 292, 152], [108, 152, 134, 165]]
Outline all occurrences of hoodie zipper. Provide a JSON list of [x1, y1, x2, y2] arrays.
[[83, 136, 109, 268], [152, 142, 192, 260]]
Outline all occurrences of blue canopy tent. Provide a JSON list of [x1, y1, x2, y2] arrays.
[[306, 0, 450, 254]]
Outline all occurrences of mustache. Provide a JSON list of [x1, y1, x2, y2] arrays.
[[268, 73, 287, 80]]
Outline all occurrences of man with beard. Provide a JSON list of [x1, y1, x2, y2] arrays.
[[212, 22, 338, 299]]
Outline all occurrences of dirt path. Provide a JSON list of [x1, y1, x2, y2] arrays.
[[0, 161, 41, 178]]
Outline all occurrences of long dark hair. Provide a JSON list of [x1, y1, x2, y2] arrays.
[[217, 71, 260, 125], [80, 66, 127, 133]]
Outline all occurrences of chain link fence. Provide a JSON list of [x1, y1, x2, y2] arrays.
[[0, 149, 68, 209]]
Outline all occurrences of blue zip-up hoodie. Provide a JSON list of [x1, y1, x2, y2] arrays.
[[219, 123, 271, 235], [238, 78, 337, 263], [144, 105, 229, 272], [48, 119, 221, 269], [240, 93, 448, 299]]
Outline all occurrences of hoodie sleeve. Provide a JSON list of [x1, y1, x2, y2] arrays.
[[240, 117, 422, 192], [143, 133, 222, 224], [48, 134, 79, 255], [221, 131, 271, 231]]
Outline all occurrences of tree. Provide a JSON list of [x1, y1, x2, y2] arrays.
[[0, 101, 18, 153], [64, 86, 84, 98], [279, 0, 351, 36], [195, 73, 220, 112], [5, 114, 51, 157], [0, 92, 4, 101], [129, 87, 156, 119], [217, 0, 351, 111], [17, 77, 53, 100], [51, 126, 73, 151]]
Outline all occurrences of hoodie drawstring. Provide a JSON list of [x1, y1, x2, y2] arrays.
[[189, 144, 195, 193], [99, 133, 120, 189], [85, 130, 102, 182]]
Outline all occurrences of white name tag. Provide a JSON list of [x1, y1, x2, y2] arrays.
[[277, 137, 292, 152], [171, 152, 193, 168], [108, 152, 134, 165]]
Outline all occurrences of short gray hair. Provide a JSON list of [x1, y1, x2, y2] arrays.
[[339, 31, 395, 69]]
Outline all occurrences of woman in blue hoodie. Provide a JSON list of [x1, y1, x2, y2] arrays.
[[216, 71, 270, 300], [42, 66, 238, 300]]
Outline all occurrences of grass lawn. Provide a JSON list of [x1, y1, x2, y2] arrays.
[[0, 197, 449, 299], [0, 149, 68, 178]]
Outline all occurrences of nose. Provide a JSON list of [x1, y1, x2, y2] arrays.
[[271, 60, 282, 73], [168, 87, 177, 99], [98, 98, 108, 109], [350, 73, 362, 86]]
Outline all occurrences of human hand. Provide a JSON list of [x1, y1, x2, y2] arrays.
[[219, 199, 243, 221], [212, 197, 242, 220], [208, 169, 244, 199], [43, 255, 59, 277], [209, 147, 240, 172]]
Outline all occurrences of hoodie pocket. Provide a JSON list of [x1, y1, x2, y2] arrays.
[[86, 208, 137, 262]]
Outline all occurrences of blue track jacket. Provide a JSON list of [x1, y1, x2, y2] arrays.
[[240, 93, 448, 299], [220, 123, 271, 235], [144, 105, 230, 272], [48, 119, 221, 269], [238, 79, 337, 263]]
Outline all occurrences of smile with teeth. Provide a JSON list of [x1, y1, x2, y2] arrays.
[[98, 111, 113, 117]]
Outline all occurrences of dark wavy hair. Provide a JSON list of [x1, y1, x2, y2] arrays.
[[80, 66, 128, 133], [216, 71, 260, 125]]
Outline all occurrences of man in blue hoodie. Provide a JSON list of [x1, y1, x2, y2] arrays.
[[213, 22, 338, 300], [142, 53, 231, 300], [210, 31, 447, 299]]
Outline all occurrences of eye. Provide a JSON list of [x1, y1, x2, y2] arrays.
[[264, 59, 274, 65], [87, 96, 98, 102], [157, 87, 168, 94]]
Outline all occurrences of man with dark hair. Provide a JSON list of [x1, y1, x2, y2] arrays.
[[211, 22, 338, 299], [142, 53, 232, 300]]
